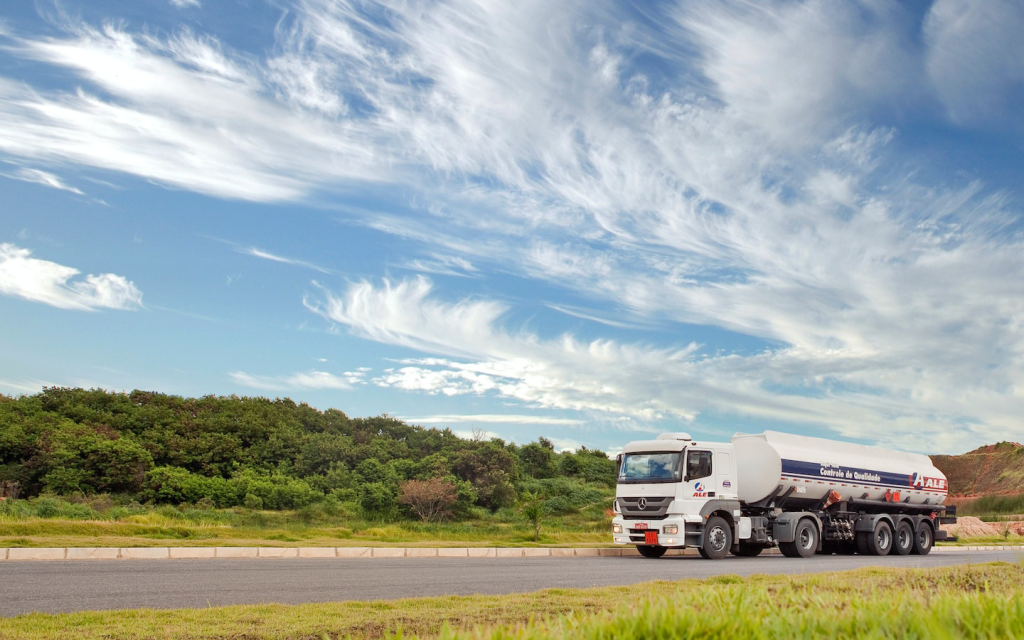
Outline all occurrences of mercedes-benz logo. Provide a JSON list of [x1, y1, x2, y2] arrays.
[[638, 498, 647, 510]]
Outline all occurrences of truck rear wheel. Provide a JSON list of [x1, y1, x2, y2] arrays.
[[859, 520, 893, 556], [779, 519, 817, 558], [911, 522, 934, 555], [636, 545, 668, 558], [701, 516, 732, 560], [894, 521, 914, 556]]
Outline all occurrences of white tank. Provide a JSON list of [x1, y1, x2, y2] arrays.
[[731, 431, 948, 506]]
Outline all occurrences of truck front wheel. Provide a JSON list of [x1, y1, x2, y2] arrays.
[[911, 522, 934, 555], [701, 516, 732, 559], [636, 545, 668, 558], [779, 519, 817, 558]]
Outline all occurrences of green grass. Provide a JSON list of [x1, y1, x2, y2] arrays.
[[0, 497, 614, 548], [954, 492, 1024, 517], [1, 562, 1021, 639]]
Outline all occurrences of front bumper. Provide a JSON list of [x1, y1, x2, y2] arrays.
[[611, 514, 702, 548]]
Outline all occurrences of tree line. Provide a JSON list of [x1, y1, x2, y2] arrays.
[[0, 388, 616, 520]]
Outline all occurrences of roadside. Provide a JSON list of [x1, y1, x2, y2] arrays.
[[3, 542, 1023, 561], [1, 562, 1022, 640]]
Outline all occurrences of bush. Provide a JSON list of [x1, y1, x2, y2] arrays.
[[0, 498, 32, 519], [33, 497, 60, 518], [399, 478, 457, 522], [358, 482, 396, 517], [142, 466, 240, 507]]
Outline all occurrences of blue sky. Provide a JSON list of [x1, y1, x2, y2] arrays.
[[2, 0, 1023, 455]]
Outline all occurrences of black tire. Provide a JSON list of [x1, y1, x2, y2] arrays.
[[864, 520, 893, 556], [698, 547, 710, 559], [701, 516, 732, 560], [732, 543, 763, 557], [855, 531, 871, 555], [779, 519, 817, 558], [636, 545, 667, 558], [894, 520, 914, 556], [912, 522, 934, 555]]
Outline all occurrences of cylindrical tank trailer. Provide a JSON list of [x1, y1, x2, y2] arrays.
[[732, 431, 948, 506]]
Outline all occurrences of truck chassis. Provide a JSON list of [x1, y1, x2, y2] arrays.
[[626, 486, 957, 559]]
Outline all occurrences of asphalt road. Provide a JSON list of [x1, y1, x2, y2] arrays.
[[1, 549, 1021, 617]]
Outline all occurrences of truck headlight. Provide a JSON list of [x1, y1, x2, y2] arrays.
[[612, 523, 623, 534], [663, 524, 678, 535]]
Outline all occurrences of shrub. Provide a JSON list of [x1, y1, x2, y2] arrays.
[[399, 478, 457, 522], [358, 482, 396, 517]]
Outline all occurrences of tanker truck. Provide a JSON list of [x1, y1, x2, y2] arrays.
[[611, 430, 957, 559]]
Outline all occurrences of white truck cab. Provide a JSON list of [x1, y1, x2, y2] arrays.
[[611, 433, 742, 559]]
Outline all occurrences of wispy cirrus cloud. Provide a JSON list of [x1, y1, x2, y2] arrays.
[[406, 414, 584, 426], [241, 247, 335, 274], [0, 243, 142, 311], [229, 369, 366, 391], [4, 168, 83, 194]]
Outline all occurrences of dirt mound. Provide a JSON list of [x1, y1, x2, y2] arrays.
[[941, 516, 1024, 538]]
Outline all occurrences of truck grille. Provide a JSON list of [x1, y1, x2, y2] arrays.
[[619, 496, 672, 519]]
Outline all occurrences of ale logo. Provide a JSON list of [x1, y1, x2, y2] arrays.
[[692, 482, 708, 498], [911, 472, 947, 491]]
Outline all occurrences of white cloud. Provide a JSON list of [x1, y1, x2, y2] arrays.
[[406, 414, 585, 426], [311, 271, 1024, 454], [924, 0, 1024, 126], [229, 369, 365, 391], [0, 244, 143, 311], [241, 247, 334, 274], [678, 0, 921, 147], [0, 24, 384, 201], [169, 0, 201, 9], [5, 168, 84, 194], [0, 379, 54, 395]]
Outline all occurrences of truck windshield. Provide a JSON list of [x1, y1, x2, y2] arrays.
[[618, 452, 682, 484]]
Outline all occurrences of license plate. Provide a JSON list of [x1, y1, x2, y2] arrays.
[[634, 523, 648, 530], [645, 531, 659, 545]]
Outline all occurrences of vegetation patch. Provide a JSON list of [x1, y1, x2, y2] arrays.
[[0, 562, 1021, 639], [0, 388, 615, 545]]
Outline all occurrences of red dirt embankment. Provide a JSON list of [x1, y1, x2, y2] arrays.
[[931, 442, 1024, 496]]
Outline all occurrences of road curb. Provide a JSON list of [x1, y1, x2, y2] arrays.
[[0, 545, 1018, 561]]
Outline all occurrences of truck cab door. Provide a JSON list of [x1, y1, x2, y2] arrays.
[[685, 450, 713, 499]]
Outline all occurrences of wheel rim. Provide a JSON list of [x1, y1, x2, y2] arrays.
[[799, 527, 814, 550], [898, 528, 911, 549], [917, 528, 931, 549], [709, 526, 727, 551], [876, 526, 891, 550]]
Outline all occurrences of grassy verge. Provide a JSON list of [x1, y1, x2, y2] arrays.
[[0, 509, 611, 548], [1, 562, 1021, 639], [2, 519, 1020, 549], [0, 519, 608, 548]]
